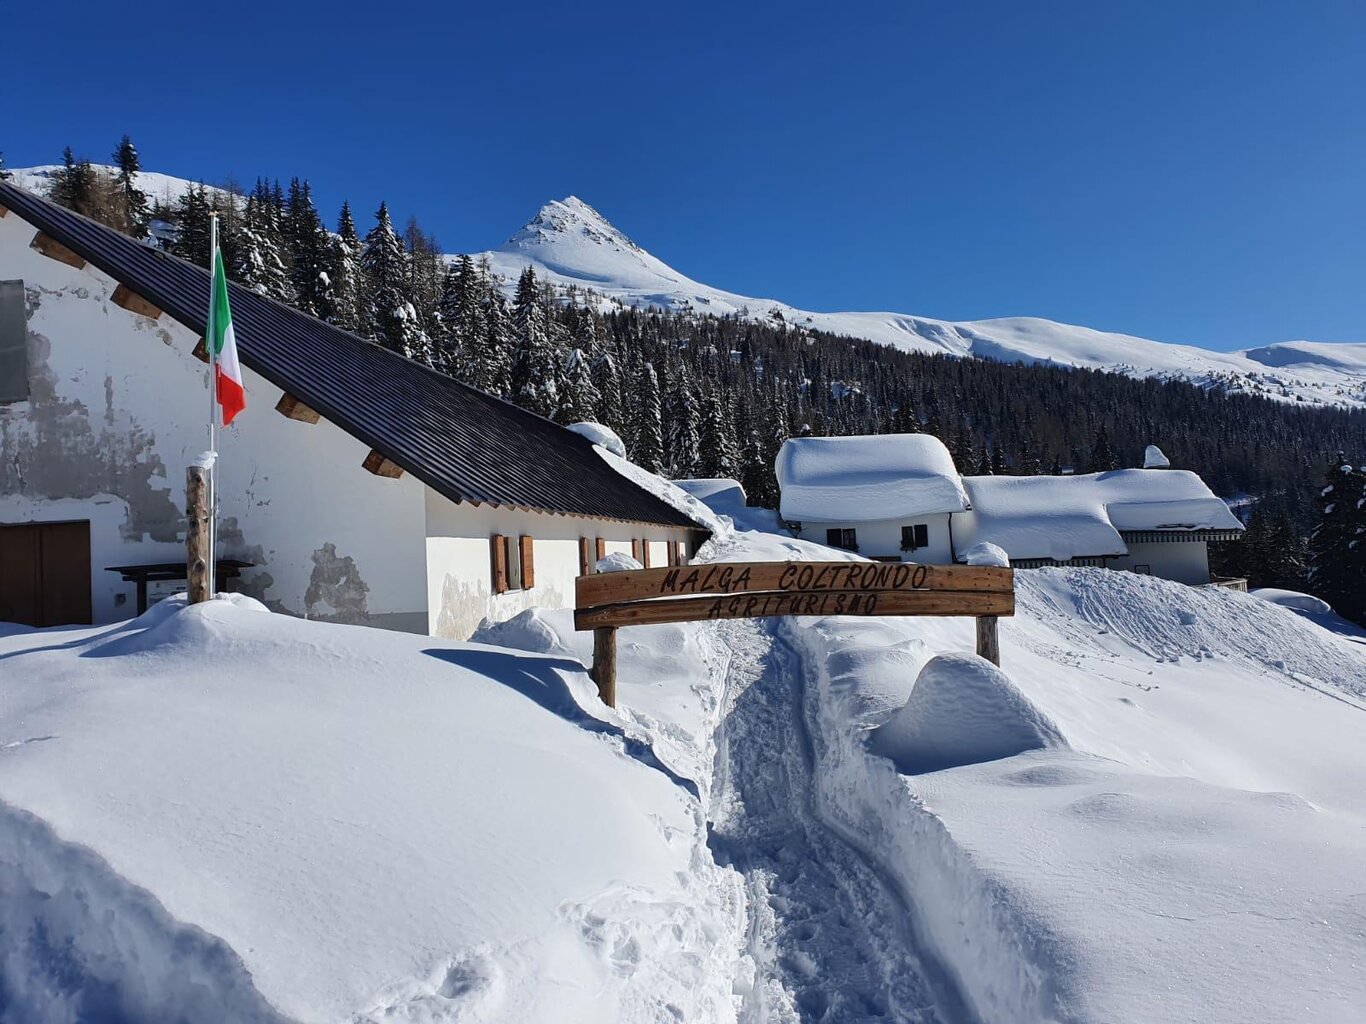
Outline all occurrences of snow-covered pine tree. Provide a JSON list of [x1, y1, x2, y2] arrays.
[[975, 443, 994, 476], [593, 347, 627, 438], [232, 194, 293, 302], [1088, 425, 1119, 472], [629, 361, 665, 472], [173, 184, 213, 267], [285, 179, 331, 318], [327, 201, 363, 332], [361, 202, 425, 360], [558, 347, 601, 424], [664, 361, 701, 478], [473, 290, 513, 397], [50, 147, 98, 217], [0, 151, 10, 181], [698, 383, 739, 479], [110, 135, 149, 238], [991, 444, 1007, 475], [510, 267, 562, 417], [1307, 454, 1366, 623]]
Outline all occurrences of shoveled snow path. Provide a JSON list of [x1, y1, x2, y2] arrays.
[[705, 619, 964, 1023]]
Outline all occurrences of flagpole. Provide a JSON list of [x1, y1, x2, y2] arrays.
[[206, 212, 219, 599]]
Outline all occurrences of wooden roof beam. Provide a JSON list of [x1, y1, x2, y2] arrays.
[[111, 283, 162, 320], [275, 393, 321, 424], [31, 231, 86, 269], [362, 449, 404, 479]]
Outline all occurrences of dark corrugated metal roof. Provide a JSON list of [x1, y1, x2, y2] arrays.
[[0, 182, 701, 530]]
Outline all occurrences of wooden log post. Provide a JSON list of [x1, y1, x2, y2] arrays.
[[186, 464, 211, 604], [592, 626, 618, 708], [975, 615, 1000, 667]]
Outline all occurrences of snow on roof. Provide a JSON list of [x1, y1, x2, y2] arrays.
[[776, 434, 969, 522], [958, 470, 1244, 562], [675, 478, 746, 505]]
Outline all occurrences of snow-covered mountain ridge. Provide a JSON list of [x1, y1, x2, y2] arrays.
[[15, 165, 1364, 407], [483, 196, 1366, 408]]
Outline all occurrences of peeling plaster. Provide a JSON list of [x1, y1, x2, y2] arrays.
[[0, 285, 181, 541], [304, 543, 371, 624]]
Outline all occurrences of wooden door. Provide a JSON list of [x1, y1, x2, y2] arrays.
[[0, 521, 92, 626]]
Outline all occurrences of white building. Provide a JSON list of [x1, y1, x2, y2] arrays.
[[776, 434, 1243, 585], [0, 182, 707, 635]]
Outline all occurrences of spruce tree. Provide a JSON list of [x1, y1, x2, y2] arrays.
[[665, 362, 702, 478], [629, 361, 666, 472], [173, 184, 213, 267], [232, 194, 292, 302], [510, 267, 562, 417], [1088, 425, 1119, 472], [698, 384, 739, 478], [360, 202, 425, 360], [327, 201, 363, 332], [1307, 454, 1366, 623], [593, 348, 627, 437], [558, 348, 601, 424], [285, 179, 330, 317], [474, 291, 513, 397], [0, 151, 9, 181], [110, 135, 149, 237]]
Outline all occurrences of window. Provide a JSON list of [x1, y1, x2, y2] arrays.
[[901, 524, 929, 551], [490, 534, 535, 592], [0, 280, 28, 404], [825, 528, 857, 552]]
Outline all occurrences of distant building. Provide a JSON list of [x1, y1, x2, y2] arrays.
[[0, 183, 707, 634], [775, 434, 1243, 585]]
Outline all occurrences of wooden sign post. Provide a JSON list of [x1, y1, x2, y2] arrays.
[[575, 561, 1014, 707]]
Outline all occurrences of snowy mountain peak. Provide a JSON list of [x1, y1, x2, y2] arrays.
[[503, 195, 644, 257]]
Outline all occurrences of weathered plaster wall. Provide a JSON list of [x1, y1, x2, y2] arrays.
[[423, 490, 698, 640], [0, 209, 428, 627], [793, 513, 955, 563]]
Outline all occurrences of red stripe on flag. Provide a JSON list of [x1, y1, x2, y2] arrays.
[[216, 367, 246, 426]]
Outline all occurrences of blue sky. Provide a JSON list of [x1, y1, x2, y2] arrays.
[[3, 0, 1362, 349]]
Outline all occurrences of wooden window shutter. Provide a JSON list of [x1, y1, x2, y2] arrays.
[[578, 537, 591, 576], [490, 535, 508, 594], [641, 540, 651, 568], [595, 538, 607, 562], [631, 539, 643, 563], [519, 535, 535, 589]]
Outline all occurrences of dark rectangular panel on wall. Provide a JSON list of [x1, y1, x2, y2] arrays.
[[0, 524, 41, 625], [0, 280, 28, 403], [39, 522, 92, 625], [0, 521, 91, 626]]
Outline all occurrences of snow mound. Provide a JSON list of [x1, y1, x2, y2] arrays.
[[1250, 588, 1333, 616], [597, 551, 643, 573], [567, 420, 626, 457], [0, 598, 744, 1021], [1143, 444, 1171, 469], [593, 447, 727, 538], [961, 541, 1010, 567], [870, 653, 1065, 774]]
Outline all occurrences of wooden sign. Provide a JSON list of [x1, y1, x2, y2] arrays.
[[575, 561, 1015, 707]]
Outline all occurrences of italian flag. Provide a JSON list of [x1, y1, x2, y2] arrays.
[[211, 247, 246, 425]]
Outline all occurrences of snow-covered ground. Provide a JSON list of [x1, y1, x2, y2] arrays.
[[4, 477, 1365, 1020], [13, 166, 1366, 406]]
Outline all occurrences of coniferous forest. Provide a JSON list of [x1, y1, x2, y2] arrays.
[[18, 139, 1366, 622]]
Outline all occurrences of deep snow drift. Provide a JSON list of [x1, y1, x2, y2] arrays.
[[0, 596, 745, 1023], [4, 501, 1366, 1021]]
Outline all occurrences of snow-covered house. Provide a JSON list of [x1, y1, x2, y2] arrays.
[[0, 182, 707, 635], [776, 434, 1243, 584]]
